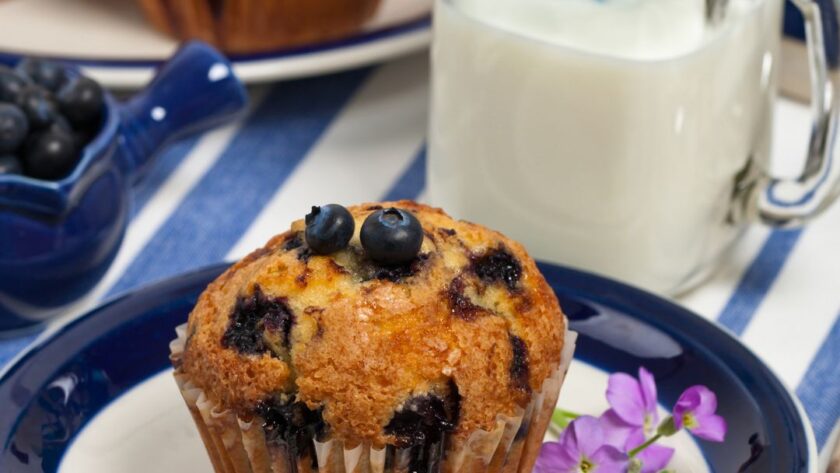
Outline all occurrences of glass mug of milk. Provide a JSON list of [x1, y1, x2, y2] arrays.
[[428, 0, 840, 294]]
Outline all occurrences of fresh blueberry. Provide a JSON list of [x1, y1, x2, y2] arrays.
[[0, 66, 30, 104], [0, 155, 22, 174], [0, 103, 28, 153], [16, 58, 67, 92], [72, 126, 98, 151], [49, 114, 73, 135], [17, 86, 61, 129], [304, 204, 355, 254], [48, 117, 87, 151], [361, 208, 423, 266], [57, 75, 104, 128], [23, 130, 77, 180]]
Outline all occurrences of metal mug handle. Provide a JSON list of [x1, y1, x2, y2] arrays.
[[735, 0, 840, 227]]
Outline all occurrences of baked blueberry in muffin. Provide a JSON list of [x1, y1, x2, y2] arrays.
[[171, 201, 575, 473]]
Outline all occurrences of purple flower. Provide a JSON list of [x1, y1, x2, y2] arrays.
[[673, 385, 727, 442], [535, 416, 627, 473], [600, 411, 674, 473], [601, 367, 660, 452], [625, 429, 674, 473], [606, 367, 659, 437], [599, 409, 636, 449], [599, 367, 676, 471]]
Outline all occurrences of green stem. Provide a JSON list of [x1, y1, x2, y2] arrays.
[[550, 408, 581, 429], [628, 433, 662, 458], [656, 416, 678, 437], [555, 408, 581, 419], [547, 422, 564, 438]]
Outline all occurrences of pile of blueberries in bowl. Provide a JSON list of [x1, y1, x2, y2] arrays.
[[0, 42, 249, 333], [0, 58, 103, 180]]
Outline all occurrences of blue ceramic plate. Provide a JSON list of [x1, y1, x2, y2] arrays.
[[0, 263, 817, 472]]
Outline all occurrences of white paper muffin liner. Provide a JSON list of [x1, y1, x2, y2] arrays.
[[170, 322, 577, 473]]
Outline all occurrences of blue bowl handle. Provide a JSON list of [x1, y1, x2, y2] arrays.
[[118, 41, 248, 178]]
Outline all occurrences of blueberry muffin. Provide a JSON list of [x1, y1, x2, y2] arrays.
[[170, 201, 575, 473], [137, 0, 381, 54]]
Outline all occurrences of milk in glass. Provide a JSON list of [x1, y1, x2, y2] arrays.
[[428, 0, 782, 293]]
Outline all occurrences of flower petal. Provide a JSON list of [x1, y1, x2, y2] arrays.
[[623, 429, 674, 472], [638, 367, 658, 416], [535, 441, 579, 470], [690, 414, 727, 442], [693, 386, 718, 416], [606, 372, 645, 426], [674, 385, 718, 419], [673, 411, 687, 430], [673, 389, 698, 421], [590, 445, 628, 473], [599, 410, 636, 449], [637, 444, 675, 472], [566, 415, 607, 457]]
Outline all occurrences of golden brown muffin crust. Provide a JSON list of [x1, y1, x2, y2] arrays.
[[180, 201, 565, 446], [137, 0, 382, 54]]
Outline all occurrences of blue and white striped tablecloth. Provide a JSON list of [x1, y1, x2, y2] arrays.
[[1, 53, 838, 466]]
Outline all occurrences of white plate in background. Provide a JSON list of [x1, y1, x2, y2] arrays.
[[0, 0, 432, 88]]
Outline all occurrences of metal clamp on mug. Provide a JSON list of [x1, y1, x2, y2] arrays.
[[735, 0, 840, 227]]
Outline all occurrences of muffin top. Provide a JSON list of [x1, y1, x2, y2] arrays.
[[179, 201, 566, 448]]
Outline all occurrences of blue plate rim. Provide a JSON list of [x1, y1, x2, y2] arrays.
[[0, 261, 819, 472]]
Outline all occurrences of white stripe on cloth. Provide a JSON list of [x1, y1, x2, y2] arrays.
[[52, 86, 270, 323], [414, 189, 429, 204], [228, 54, 429, 260], [740, 199, 840, 388]]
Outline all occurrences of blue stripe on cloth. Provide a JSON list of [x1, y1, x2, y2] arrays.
[[717, 229, 803, 335], [106, 68, 372, 296], [796, 312, 840, 448], [382, 144, 426, 201], [132, 135, 203, 216]]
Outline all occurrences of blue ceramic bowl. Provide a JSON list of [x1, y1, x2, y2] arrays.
[[0, 42, 248, 333]]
